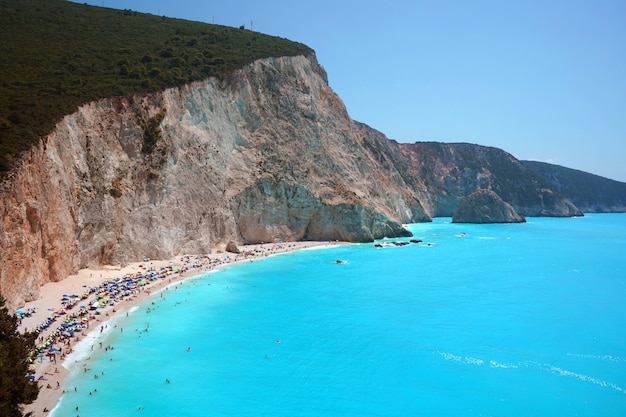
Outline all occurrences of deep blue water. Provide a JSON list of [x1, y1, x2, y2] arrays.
[[53, 215, 626, 416]]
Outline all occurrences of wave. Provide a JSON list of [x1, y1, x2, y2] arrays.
[[63, 319, 116, 373], [539, 363, 625, 394], [489, 360, 519, 369], [437, 351, 626, 394], [438, 351, 517, 368], [567, 353, 626, 363], [128, 305, 141, 314], [437, 351, 484, 366]]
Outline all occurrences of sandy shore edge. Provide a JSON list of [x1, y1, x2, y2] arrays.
[[17, 241, 346, 416]]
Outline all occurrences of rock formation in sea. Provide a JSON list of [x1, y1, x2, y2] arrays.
[[452, 189, 526, 223]]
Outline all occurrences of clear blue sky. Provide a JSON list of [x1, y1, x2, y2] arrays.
[[77, 1, 626, 182]]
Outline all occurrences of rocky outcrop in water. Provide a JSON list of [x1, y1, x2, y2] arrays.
[[452, 189, 526, 223]]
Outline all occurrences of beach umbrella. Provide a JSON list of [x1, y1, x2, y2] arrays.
[[15, 309, 26, 315]]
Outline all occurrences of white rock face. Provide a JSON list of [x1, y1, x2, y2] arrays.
[[0, 54, 426, 308]]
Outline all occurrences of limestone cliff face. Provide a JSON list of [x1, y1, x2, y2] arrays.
[[452, 189, 526, 223], [0, 53, 426, 309], [395, 142, 583, 218], [522, 161, 626, 213]]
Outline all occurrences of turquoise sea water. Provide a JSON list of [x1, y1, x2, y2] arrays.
[[53, 215, 626, 417]]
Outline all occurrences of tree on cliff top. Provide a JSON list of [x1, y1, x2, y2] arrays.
[[0, 296, 39, 417]]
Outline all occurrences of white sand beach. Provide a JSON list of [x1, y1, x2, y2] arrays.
[[17, 241, 345, 416]]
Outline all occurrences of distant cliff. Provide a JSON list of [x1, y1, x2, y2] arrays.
[[523, 161, 626, 213], [392, 141, 582, 218]]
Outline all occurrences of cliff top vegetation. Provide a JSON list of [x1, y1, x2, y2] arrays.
[[0, 0, 312, 173]]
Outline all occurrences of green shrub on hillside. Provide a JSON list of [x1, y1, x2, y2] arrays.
[[0, 0, 312, 173], [140, 110, 167, 154]]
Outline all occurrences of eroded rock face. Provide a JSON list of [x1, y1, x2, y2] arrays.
[[452, 189, 526, 223], [0, 54, 424, 309], [523, 160, 626, 213], [396, 142, 582, 218]]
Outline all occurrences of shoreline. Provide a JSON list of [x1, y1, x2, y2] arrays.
[[18, 241, 346, 417]]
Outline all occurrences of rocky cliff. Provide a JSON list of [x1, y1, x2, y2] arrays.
[[452, 189, 526, 223], [523, 161, 626, 213], [0, 53, 429, 309], [394, 142, 583, 218]]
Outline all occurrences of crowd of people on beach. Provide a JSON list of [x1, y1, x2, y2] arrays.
[[23, 260, 197, 379], [20, 243, 298, 379], [12, 241, 335, 416]]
